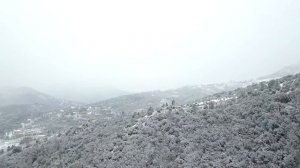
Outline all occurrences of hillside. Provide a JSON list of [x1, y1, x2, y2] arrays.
[[92, 81, 253, 115], [0, 104, 55, 136], [1, 74, 300, 167], [258, 63, 300, 80], [0, 87, 81, 138], [92, 64, 300, 116], [0, 87, 62, 107]]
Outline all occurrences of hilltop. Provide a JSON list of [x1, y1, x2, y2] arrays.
[[0, 87, 62, 107]]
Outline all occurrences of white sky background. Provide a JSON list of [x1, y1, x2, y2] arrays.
[[0, 0, 300, 92]]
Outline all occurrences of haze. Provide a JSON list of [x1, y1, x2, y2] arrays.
[[1, 0, 300, 94]]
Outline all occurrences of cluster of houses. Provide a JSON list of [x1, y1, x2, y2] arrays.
[[0, 104, 120, 154], [0, 119, 46, 153], [4, 119, 43, 140], [191, 95, 238, 110]]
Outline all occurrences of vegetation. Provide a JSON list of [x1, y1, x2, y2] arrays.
[[0, 104, 55, 136], [92, 81, 252, 114], [1, 74, 300, 168]]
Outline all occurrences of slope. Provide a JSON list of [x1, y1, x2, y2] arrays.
[[258, 63, 300, 80], [92, 81, 253, 115], [1, 74, 300, 168], [0, 87, 80, 137], [0, 87, 61, 107]]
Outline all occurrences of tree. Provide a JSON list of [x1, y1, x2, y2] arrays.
[[172, 100, 175, 107], [0, 149, 4, 155], [275, 93, 291, 103], [191, 104, 198, 113], [208, 101, 215, 109], [147, 107, 154, 115], [11, 146, 22, 153]]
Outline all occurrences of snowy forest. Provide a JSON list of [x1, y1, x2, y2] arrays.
[[1, 74, 299, 168]]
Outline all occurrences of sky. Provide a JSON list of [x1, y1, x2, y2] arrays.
[[0, 0, 300, 93]]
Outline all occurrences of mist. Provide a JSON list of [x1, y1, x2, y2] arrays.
[[1, 0, 300, 94], [2, 1, 300, 166]]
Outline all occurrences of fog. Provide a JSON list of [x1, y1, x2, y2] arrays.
[[1, 0, 300, 94]]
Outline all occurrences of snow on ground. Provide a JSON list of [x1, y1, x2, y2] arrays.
[[0, 139, 21, 152]]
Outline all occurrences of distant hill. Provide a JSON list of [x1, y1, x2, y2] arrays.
[[91, 64, 300, 115], [0, 87, 61, 107], [2, 74, 299, 167], [42, 85, 129, 103], [258, 63, 300, 80], [92, 81, 253, 114]]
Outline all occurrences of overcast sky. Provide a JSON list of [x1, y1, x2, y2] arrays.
[[0, 0, 300, 92]]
